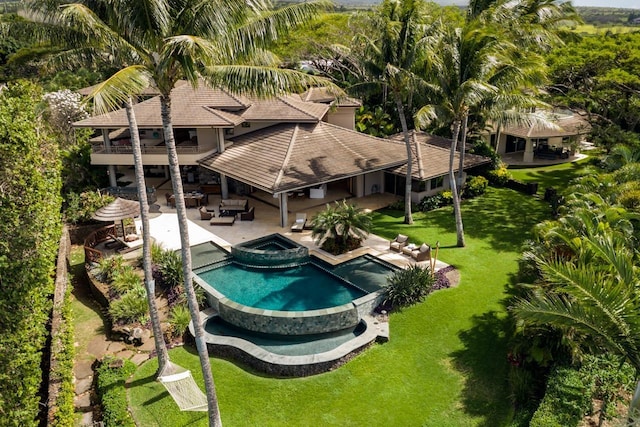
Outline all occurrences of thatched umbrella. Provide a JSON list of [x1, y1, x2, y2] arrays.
[[92, 197, 141, 237]]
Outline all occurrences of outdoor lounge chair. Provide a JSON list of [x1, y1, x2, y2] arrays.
[[411, 243, 431, 262], [290, 213, 307, 232], [389, 234, 409, 252], [199, 206, 213, 220], [239, 206, 255, 221]]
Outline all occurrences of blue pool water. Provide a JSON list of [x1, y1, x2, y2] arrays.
[[197, 262, 366, 311]]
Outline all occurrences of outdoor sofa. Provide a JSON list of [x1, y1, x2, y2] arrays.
[[219, 199, 248, 216]]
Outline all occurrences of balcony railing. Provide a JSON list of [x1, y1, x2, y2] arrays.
[[92, 144, 203, 154]]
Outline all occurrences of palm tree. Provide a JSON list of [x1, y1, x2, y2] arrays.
[[87, 70, 171, 374], [311, 200, 373, 254], [24, 0, 333, 424], [347, 0, 434, 225], [415, 21, 507, 247]]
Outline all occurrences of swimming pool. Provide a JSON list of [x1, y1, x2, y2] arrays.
[[193, 234, 396, 349], [197, 262, 365, 311]]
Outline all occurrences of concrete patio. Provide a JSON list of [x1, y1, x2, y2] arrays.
[[136, 189, 448, 271]]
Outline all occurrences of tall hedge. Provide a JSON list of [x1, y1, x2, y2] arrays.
[[0, 81, 62, 425]]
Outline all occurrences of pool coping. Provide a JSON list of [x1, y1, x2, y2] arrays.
[[190, 308, 389, 376]]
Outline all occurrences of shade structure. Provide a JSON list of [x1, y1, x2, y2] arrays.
[[92, 197, 141, 237]]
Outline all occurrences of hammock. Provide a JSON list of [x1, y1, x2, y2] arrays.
[[158, 362, 208, 412]]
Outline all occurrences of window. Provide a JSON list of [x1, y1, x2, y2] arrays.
[[430, 176, 444, 190], [506, 135, 526, 153], [411, 180, 427, 192]]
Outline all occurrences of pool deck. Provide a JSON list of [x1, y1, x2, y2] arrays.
[[138, 192, 449, 271], [139, 194, 447, 375]]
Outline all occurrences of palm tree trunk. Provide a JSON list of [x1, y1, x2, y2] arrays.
[[494, 122, 502, 156], [457, 114, 468, 196], [124, 98, 169, 375], [450, 118, 465, 247], [160, 95, 222, 427], [394, 93, 413, 225], [629, 378, 640, 426]]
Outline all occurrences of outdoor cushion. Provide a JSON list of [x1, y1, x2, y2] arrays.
[[419, 243, 429, 252]]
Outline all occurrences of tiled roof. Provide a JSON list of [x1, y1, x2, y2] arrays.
[[300, 87, 361, 107], [74, 83, 246, 128], [240, 95, 328, 122], [74, 81, 333, 128], [503, 114, 591, 138], [389, 131, 491, 180], [199, 122, 407, 193]]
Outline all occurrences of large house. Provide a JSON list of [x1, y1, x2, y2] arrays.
[[74, 83, 489, 226]]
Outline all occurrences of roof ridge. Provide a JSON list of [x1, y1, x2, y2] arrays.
[[201, 106, 239, 126], [215, 86, 251, 108], [278, 96, 322, 121], [273, 124, 299, 191]]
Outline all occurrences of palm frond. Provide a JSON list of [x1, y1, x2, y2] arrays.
[[85, 66, 152, 114], [203, 65, 338, 98], [512, 293, 631, 359]]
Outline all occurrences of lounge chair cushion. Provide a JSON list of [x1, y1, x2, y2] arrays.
[[419, 243, 429, 252]]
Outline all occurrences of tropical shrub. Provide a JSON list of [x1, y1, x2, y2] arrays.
[[470, 139, 502, 169], [156, 249, 183, 289], [529, 366, 590, 427], [355, 105, 397, 137], [167, 304, 192, 340], [50, 278, 76, 426], [96, 255, 125, 283], [463, 175, 488, 198], [487, 165, 511, 186], [417, 190, 454, 212], [150, 242, 166, 264], [109, 286, 148, 325], [311, 200, 373, 255], [384, 265, 435, 309], [418, 193, 444, 211], [95, 357, 136, 427], [64, 190, 114, 224], [111, 266, 142, 295], [529, 354, 634, 427]]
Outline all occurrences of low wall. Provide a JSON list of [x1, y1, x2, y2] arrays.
[[195, 274, 360, 335], [218, 298, 360, 335], [231, 234, 308, 267]]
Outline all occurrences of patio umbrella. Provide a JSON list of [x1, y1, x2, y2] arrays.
[[92, 197, 141, 237]]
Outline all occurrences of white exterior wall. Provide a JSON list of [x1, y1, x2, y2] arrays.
[[410, 173, 459, 203], [363, 171, 384, 196], [197, 128, 218, 151], [229, 121, 280, 138]]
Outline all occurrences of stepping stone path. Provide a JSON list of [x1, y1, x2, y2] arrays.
[[73, 330, 157, 426]]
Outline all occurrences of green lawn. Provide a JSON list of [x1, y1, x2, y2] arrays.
[[508, 158, 592, 192], [129, 187, 550, 426]]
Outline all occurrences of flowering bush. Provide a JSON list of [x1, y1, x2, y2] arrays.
[[43, 89, 89, 147], [487, 165, 511, 186], [463, 175, 489, 198]]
